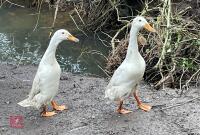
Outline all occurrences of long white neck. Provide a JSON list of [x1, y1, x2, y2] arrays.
[[125, 25, 140, 60], [41, 36, 61, 63]]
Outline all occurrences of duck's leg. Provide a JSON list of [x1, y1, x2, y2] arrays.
[[41, 106, 57, 117], [133, 90, 151, 112], [51, 100, 66, 111], [116, 100, 132, 114]]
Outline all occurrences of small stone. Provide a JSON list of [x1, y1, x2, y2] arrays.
[[5, 101, 10, 104], [60, 91, 66, 94], [0, 76, 5, 79], [124, 119, 129, 122], [60, 76, 68, 80], [30, 116, 36, 120]]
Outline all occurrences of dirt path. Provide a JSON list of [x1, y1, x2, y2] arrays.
[[0, 64, 200, 135]]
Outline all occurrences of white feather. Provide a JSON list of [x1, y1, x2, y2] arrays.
[[18, 29, 78, 109]]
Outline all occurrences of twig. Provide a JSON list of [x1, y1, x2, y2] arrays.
[[160, 96, 200, 110], [111, 22, 131, 52], [73, 80, 82, 89], [155, 63, 175, 88], [51, 0, 61, 28], [74, 8, 85, 25], [69, 14, 88, 37], [33, 0, 44, 31], [185, 69, 200, 90], [17, 50, 24, 68], [97, 65, 110, 77], [95, 33, 110, 47], [2, 0, 24, 8], [155, 0, 171, 68]]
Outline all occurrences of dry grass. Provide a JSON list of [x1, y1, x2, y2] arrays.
[[1, 0, 199, 90], [75, 0, 200, 90]]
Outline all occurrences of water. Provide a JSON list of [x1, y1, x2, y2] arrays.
[[0, 7, 109, 76]]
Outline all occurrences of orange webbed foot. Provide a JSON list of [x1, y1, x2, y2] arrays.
[[51, 101, 66, 111], [117, 108, 132, 114], [133, 91, 152, 112], [138, 103, 152, 112], [41, 111, 57, 117], [53, 105, 66, 111]]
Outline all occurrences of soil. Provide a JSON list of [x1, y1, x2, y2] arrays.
[[0, 64, 200, 135]]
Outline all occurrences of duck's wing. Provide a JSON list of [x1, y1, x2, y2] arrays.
[[105, 65, 137, 100], [108, 65, 133, 87], [28, 71, 41, 99], [28, 63, 59, 99], [18, 70, 42, 107]]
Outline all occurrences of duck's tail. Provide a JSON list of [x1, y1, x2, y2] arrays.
[[104, 88, 112, 99], [18, 98, 33, 107]]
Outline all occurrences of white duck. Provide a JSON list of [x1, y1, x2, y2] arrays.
[[105, 16, 156, 114], [18, 29, 79, 117]]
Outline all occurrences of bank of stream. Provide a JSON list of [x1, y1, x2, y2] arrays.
[[0, 3, 200, 135], [0, 64, 200, 135]]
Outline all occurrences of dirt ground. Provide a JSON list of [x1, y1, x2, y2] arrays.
[[0, 64, 200, 135]]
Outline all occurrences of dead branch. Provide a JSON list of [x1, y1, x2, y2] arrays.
[[160, 96, 200, 110], [0, 0, 25, 8]]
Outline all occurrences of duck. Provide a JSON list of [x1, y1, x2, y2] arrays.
[[18, 29, 79, 117], [105, 16, 156, 114]]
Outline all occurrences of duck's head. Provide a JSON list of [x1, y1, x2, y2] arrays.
[[52, 29, 79, 43], [132, 16, 156, 32]]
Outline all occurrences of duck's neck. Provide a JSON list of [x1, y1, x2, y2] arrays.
[[126, 25, 140, 59], [41, 37, 61, 63]]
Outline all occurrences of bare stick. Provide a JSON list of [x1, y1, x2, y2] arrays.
[[161, 96, 200, 110], [74, 8, 85, 25], [111, 22, 131, 52], [3, 0, 25, 8], [69, 14, 88, 37], [155, 0, 171, 68], [51, 0, 60, 28], [33, 0, 44, 31], [185, 69, 200, 89], [98, 65, 110, 77]]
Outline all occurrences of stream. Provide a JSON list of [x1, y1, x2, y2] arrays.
[[0, 7, 109, 76]]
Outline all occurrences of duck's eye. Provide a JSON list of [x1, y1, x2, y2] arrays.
[[139, 19, 142, 22], [62, 32, 65, 34]]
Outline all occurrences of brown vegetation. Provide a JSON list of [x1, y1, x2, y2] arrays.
[[1, 0, 200, 90], [77, 0, 200, 90]]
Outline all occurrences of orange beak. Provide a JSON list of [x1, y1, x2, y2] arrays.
[[144, 23, 156, 32], [67, 35, 79, 42]]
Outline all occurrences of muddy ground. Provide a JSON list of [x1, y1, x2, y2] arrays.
[[0, 64, 200, 135]]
